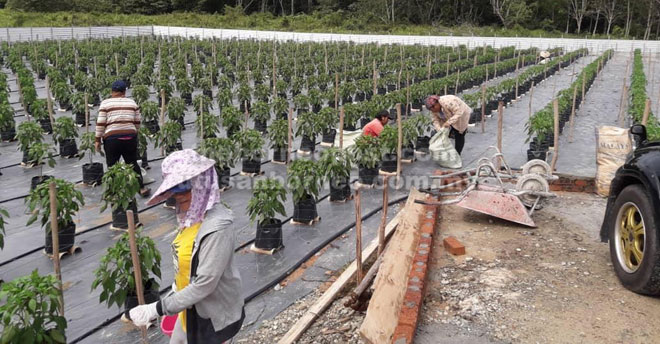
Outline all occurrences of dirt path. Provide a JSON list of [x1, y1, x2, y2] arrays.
[[417, 192, 660, 344], [460, 55, 596, 170], [555, 52, 630, 177]]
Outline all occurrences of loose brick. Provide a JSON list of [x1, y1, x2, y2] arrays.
[[443, 236, 466, 256]]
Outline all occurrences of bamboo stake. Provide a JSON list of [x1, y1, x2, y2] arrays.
[[445, 53, 450, 77], [287, 108, 293, 164], [339, 106, 344, 150], [85, 93, 89, 134], [481, 85, 486, 133], [159, 89, 166, 157], [551, 99, 560, 171], [528, 81, 535, 118], [396, 103, 402, 182], [126, 210, 149, 344], [642, 98, 651, 126], [568, 84, 578, 143], [354, 189, 363, 284], [378, 175, 389, 256], [48, 182, 64, 317], [272, 45, 277, 99]]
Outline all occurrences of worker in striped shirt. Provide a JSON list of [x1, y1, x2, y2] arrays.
[[95, 80, 151, 197]]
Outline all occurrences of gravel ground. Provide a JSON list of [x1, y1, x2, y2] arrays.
[[238, 191, 660, 344]]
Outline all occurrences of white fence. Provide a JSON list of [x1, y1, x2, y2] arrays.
[[1, 25, 659, 53]]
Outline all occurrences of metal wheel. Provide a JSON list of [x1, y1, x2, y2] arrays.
[[521, 159, 552, 177], [614, 202, 646, 273], [515, 174, 549, 207]]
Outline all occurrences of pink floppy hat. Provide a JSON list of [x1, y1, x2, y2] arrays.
[[146, 149, 216, 206]]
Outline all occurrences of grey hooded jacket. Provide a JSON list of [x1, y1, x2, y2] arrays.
[[156, 206, 244, 336]]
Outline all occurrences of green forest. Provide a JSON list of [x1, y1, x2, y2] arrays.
[[1, 0, 658, 39]]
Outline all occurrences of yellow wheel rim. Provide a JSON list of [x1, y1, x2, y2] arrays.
[[615, 202, 646, 273]]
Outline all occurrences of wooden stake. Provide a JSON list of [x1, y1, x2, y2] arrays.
[[159, 89, 166, 157], [404, 72, 410, 116], [618, 77, 628, 123], [528, 81, 535, 118], [200, 97, 204, 139], [642, 98, 651, 125], [619, 85, 629, 127], [339, 106, 344, 150], [48, 182, 64, 317], [378, 176, 389, 256], [582, 71, 586, 100], [568, 84, 578, 142], [497, 101, 504, 155], [126, 210, 149, 344], [372, 60, 378, 96], [481, 85, 486, 133], [85, 93, 90, 134], [334, 73, 339, 110], [287, 108, 293, 164], [396, 103, 402, 182], [45, 76, 55, 129], [244, 101, 249, 129], [551, 99, 560, 171], [115, 53, 119, 76], [354, 189, 363, 284]]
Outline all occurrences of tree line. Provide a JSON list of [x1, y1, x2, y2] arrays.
[[4, 0, 660, 39]]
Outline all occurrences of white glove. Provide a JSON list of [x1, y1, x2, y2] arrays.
[[129, 302, 159, 327]]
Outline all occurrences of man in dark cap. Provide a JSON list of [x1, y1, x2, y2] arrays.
[[95, 80, 151, 197]]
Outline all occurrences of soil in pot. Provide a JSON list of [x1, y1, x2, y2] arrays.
[[1, 127, 16, 141], [111, 201, 139, 230], [415, 136, 431, 153], [124, 280, 160, 319], [322, 129, 336, 145], [144, 120, 160, 135], [45, 222, 75, 255], [344, 123, 357, 131], [402, 144, 415, 160], [329, 176, 352, 202], [182, 93, 192, 105], [299, 135, 315, 153], [59, 139, 78, 158], [242, 158, 261, 174], [39, 118, 53, 134], [30, 175, 53, 191], [358, 165, 379, 186], [360, 117, 371, 129], [380, 153, 398, 173], [527, 149, 548, 162], [216, 166, 231, 189], [255, 219, 284, 251], [293, 195, 318, 223], [273, 147, 289, 163], [254, 119, 268, 133], [74, 112, 88, 127], [166, 142, 184, 155], [82, 162, 104, 185]]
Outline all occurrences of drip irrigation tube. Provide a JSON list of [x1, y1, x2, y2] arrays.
[[68, 193, 409, 344]]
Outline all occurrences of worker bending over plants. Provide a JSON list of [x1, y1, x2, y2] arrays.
[[362, 109, 390, 137], [425, 95, 472, 155]]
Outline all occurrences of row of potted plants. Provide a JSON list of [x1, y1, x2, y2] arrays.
[[629, 49, 660, 140], [526, 49, 614, 161]]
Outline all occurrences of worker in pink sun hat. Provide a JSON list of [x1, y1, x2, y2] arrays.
[[425, 94, 472, 155], [128, 149, 244, 344]]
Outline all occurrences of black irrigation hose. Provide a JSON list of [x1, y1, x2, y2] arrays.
[[0, 140, 317, 266], [69, 193, 409, 344]]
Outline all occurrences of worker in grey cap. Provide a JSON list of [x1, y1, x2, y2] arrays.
[[95, 80, 151, 197]]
